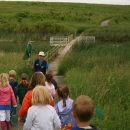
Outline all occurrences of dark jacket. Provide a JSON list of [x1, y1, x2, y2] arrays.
[[52, 79, 58, 90], [71, 125, 98, 130], [34, 59, 47, 75], [9, 79, 18, 99]]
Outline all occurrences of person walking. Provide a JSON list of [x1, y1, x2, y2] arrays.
[[9, 70, 18, 99], [16, 73, 29, 105], [27, 51, 49, 75], [45, 73, 56, 98], [0, 73, 17, 130], [23, 85, 61, 130], [71, 95, 98, 130], [54, 84, 76, 129], [46, 70, 58, 90]]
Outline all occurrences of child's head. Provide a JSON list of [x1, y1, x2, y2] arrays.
[[72, 95, 95, 123], [21, 73, 28, 80], [9, 70, 16, 78], [32, 85, 50, 105], [0, 73, 9, 87], [57, 84, 70, 107], [28, 72, 45, 90], [47, 69, 53, 75], [45, 73, 53, 83]]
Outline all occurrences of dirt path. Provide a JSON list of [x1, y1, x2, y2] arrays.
[[100, 19, 110, 26]]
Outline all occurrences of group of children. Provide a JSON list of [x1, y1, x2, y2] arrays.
[[0, 70, 98, 130]]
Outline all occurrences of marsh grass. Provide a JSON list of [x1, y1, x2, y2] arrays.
[[0, 2, 130, 129], [0, 41, 52, 79], [0, 52, 37, 79], [58, 41, 130, 129]]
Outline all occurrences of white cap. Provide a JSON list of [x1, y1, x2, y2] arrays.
[[39, 51, 45, 56]]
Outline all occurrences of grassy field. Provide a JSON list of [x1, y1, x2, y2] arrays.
[[58, 40, 130, 129], [0, 41, 52, 79], [0, 2, 130, 129], [0, 2, 130, 41]]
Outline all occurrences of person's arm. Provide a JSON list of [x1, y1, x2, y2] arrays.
[[23, 107, 33, 130], [27, 61, 35, 70], [10, 85, 17, 106], [18, 91, 32, 122]]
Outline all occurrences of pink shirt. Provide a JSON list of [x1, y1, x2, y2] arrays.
[[0, 85, 16, 106], [45, 82, 56, 97]]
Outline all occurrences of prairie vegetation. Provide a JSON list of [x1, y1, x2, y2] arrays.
[[0, 2, 130, 129], [0, 2, 130, 42], [58, 41, 130, 129]]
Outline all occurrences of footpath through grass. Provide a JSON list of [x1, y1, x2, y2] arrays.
[[58, 41, 130, 130]]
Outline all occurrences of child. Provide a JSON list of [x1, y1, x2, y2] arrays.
[[18, 72, 54, 123], [45, 73, 56, 98], [16, 73, 29, 105], [71, 95, 98, 130], [0, 73, 17, 130], [9, 70, 18, 99], [23, 85, 61, 130], [54, 84, 76, 129], [47, 69, 58, 90]]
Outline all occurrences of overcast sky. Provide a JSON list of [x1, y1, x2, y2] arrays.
[[1, 0, 130, 5]]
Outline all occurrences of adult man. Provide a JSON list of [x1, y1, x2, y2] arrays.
[[28, 51, 49, 75]]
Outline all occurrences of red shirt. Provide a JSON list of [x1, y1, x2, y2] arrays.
[[18, 90, 54, 117]]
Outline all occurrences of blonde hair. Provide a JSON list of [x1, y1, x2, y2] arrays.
[[0, 73, 9, 87], [32, 85, 50, 105], [9, 70, 16, 78], [72, 95, 95, 122]]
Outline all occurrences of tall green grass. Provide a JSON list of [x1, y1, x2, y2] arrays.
[[58, 41, 130, 129], [84, 26, 130, 42], [0, 41, 52, 79]]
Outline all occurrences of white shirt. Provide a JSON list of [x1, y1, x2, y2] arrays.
[[23, 105, 61, 130]]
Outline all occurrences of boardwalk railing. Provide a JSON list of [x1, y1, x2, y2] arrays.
[[50, 34, 73, 46], [45, 38, 68, 62], [44, 33, 90, 63]]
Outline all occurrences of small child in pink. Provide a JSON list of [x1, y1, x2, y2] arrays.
[[45, 73, 56, 98], [0, 73, 17, 130]]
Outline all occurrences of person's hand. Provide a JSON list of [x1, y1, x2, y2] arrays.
[[27, 62, 30, 66], [18, 116, 23, 123]]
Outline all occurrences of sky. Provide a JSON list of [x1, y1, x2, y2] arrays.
[[1, 0, 130, 5]]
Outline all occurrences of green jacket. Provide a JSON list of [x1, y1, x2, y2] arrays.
[[16, 81, 28, 105]]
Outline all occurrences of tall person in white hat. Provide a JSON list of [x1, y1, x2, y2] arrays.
[[28, 51, 49, 75]]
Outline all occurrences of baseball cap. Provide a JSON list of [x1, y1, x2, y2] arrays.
[[39, 51, 45, 56]]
